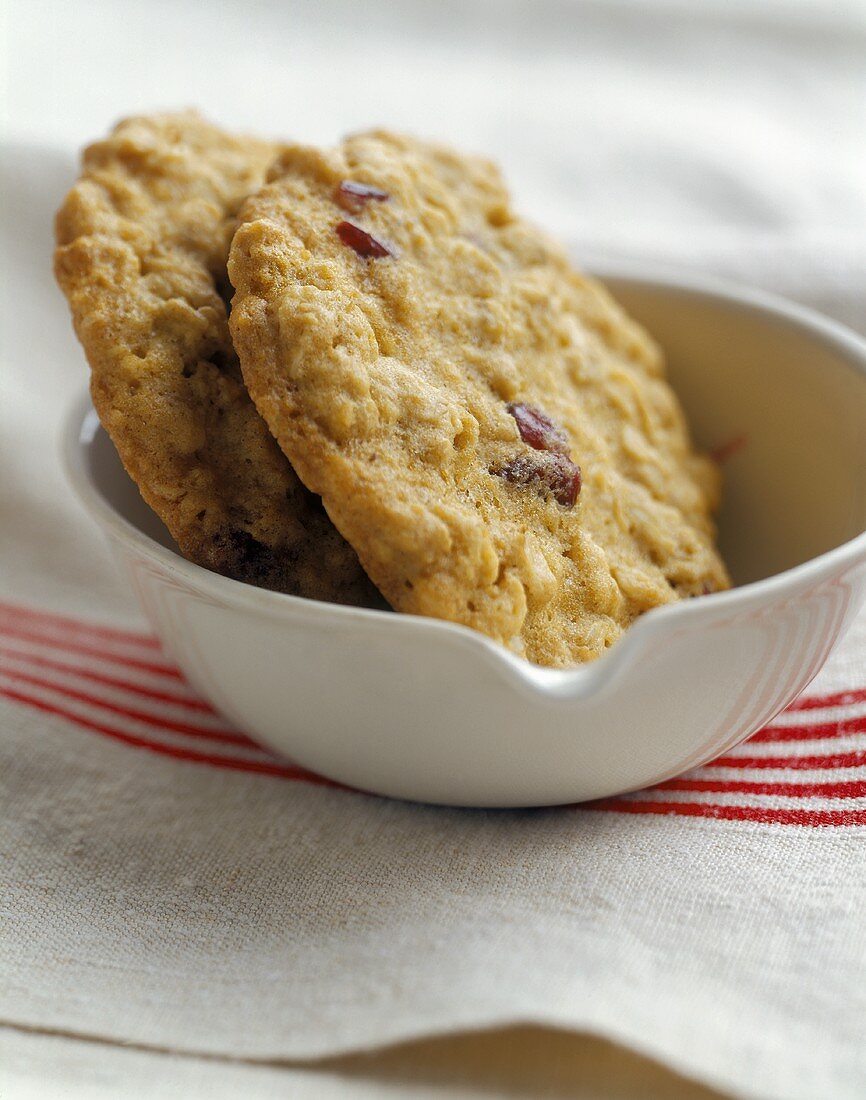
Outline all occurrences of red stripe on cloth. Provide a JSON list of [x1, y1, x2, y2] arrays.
[[0, 601, 160, 649], [787, 688, 866, 712], [712, 749, 866, 770], [0, 685, 335, 785], [749, 715, 866, 743], [0, 666, 253, 748], [0, 622, 182, 678], [0, 645, 216, 713], [584, 799, 866, 826], [658, 777, 866, 798]]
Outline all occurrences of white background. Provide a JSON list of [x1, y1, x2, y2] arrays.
[[5, 0, 866, 270]]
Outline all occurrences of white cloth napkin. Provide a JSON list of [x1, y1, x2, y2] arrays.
[[2, 1, 865, 1097]]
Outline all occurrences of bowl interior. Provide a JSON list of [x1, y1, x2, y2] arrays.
[[606, 276, 866, 585], [83, 419, 178, 552], [79, 275, 866, 591]]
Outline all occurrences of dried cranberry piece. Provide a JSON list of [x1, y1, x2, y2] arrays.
[[336, 180, 390, 213], [335, 220, 392, 259], [710, 432, 748, 464], [495, 452, 582, 508], [506, 402, 569, 454]]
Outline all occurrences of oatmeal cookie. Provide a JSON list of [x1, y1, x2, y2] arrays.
[[55, 111, 379, 604], [229, 131, 730, 665]]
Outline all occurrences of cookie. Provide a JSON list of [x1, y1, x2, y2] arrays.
[[229, 131, 730, 666], [54, 111, 380, 605]]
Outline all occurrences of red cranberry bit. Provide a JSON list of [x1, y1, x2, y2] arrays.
[[543, 453, 582, 506], [496, 453, 582, 508], [335, 220, 392, 259], [710, 432, 748, 465], [506, 402, 569, 454], [336, 180, 390, 213]]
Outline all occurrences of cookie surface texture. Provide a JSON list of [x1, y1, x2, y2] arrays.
[[229, 131, 730, 665], [55, 111, 379, 605]]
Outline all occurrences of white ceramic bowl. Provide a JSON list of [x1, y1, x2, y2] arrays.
[[63, 267, 866, 807]]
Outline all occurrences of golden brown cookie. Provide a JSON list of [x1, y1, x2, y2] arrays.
[[55, 112, 380, 605], [229, 131, 730, 666]]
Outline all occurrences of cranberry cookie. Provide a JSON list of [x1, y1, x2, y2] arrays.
[[229, 131, 730, 665], [55, 112, 379, 604]]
